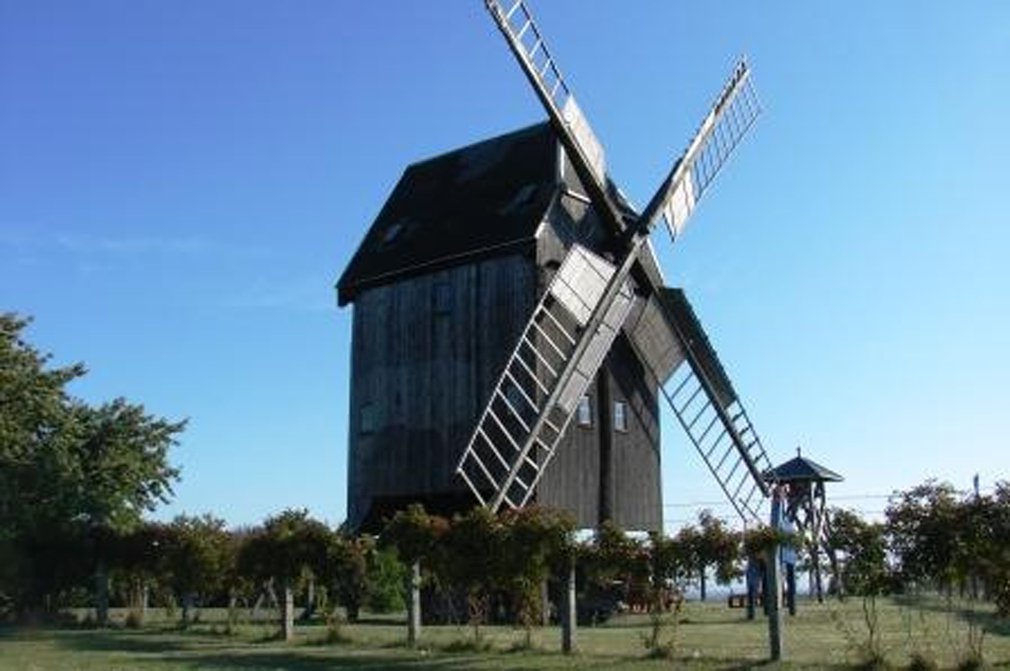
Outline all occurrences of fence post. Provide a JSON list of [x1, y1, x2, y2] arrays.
[[561, 558, 576, 654], [407, 561, 421, 647], [767, 486, 785, 661]]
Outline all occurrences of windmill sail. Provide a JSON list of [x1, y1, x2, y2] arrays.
[[647, 59, 761, 242], [626, 289, 775, 524], [484, 0, 619, 232], [455, 244, 634, 511], [469, 0, 767, 520]]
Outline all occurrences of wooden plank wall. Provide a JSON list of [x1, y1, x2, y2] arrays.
[[535, 204, 663, 532], [347, 251, 536, 530]]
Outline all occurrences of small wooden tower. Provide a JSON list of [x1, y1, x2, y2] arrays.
[[764, 447, 843, 602]]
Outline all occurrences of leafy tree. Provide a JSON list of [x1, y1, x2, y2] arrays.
[[583, 519, 642, 590], [363, 545, 406, 614], [381, 503, 448, 569], [986, 482, 1010, 616], [642, 531, 690, 655], [829, 508, 891, 665], [323, 534, 369, 622], [237, 509, 330, 640], [694, 510, 740, 600], [108, 521, 172, 622], [0, 313, 183, 619], [162, 514, 232, 626], [442, 507, 502, 641], [497, 507, 574, 645], [885, 481, 960, 593]]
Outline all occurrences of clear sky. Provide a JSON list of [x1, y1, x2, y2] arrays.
[[2, 2, 1008, 530]]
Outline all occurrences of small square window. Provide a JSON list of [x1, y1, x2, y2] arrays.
[[576, 395, 592, 427], [614, 401, 628, 433], [359, 402, 376, 435]]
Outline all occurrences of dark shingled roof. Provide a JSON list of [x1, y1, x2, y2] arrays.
[[337, 123, 559, 305], [764, 452, 844, 483]]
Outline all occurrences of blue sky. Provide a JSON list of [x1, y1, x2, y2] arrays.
[[2, 2, 1007, 530]]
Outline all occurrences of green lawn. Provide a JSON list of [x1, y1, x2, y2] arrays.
[[1, 596, 1007, 670]]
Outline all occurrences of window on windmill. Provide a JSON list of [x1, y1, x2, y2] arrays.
[[380, 219, 406, 247], [576, 395, 592, 427], [614, 400, 628, 433], [499, 183, 538, 215], [433, 281, 452, 315], [359, 402, 376, 436]]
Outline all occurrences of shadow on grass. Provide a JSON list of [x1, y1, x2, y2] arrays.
[[48, 628, 567, 670], [892, 594, 1010, 637]]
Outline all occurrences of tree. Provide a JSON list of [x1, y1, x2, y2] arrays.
[[694, 510, 740, 600], [108, 521, 172, 624], [497, 507, 574, 645], [162, 514, 232, 626], [362, 545, 406, 614], [885, 481, 964, 594], [237, 509, 331, 640], [442, 507, 503, 641], [323, 534, 369, 622], [829, 509, 890, 665], [0, 313, 184, 619]]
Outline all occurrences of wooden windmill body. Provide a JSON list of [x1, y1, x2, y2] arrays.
[[339, 1, 783, 534]]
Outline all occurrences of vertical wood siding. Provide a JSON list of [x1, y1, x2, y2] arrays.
[[347, 251, 535, 530]]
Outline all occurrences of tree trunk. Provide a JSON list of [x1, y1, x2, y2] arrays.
[[540, 579, 550, 626], [94, 561, 109, 627], [699, 562, 707, 601], [181, 592, 194, 627]]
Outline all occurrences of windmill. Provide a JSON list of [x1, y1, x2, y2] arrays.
[[454, 0, 776, 526]]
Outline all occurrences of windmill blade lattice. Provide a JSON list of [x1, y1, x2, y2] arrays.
[[625, 290, 776, 525], [485, 0, 614, 223], [653, 60, 761, 242], [455, 244, 634, 511], [468, 0, 770, 522]]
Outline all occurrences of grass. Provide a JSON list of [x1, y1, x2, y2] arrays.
[[0, 596, 1007, 670]]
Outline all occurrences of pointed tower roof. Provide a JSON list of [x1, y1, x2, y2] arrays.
[[764, 447, 843, 483]]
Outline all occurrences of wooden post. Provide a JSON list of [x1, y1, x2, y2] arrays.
[[407, 561, 421, 647], [767, 487, 785, 661], [282, 582, 294, 641], [786, 563, 797, 616], [745, 558, 758, 621], [767, 547, 783, 660], [561, 559, 576, 654]]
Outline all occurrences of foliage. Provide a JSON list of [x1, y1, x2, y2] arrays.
[[674, 510, 739, 601], [380, 503, 448, 567], [162, 514, 233, 625], [886, 481, 962, 591], [496, 507, 574, 642], [831, 509, 890, 597], [363, 545, 406, 614], [237, 509, 330, 588], [0, 313, 184, 617], [237, 509, 331, 638], [442, 507, 502, 640], [322, 534, 369, 621], [741, 524, 797, 561]]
